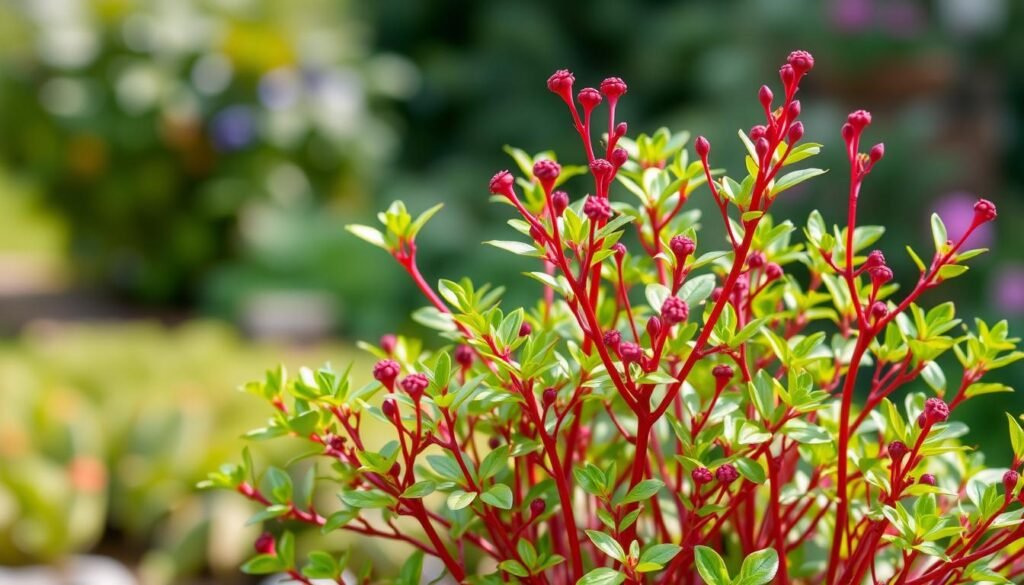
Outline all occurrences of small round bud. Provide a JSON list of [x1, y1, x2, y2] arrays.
[[603, 330, 622, 348], [373, 359, 401, 385], [529, 224, 546, 243], [613, 243, 627, 260], [973, 198, 997, 223], [716, 464, 740, 484], [712, 364, 734, 382], [847, 109, 872, 130], [841, 123, 855, 142], [546, 69, 575, 96], [533, 160, 561, 183], [381, 397, 398, 419], [519, 322, 532, 337], [923, 398, 950, 425], [611, 147, 629, 167], [787, 50, 815, 74], [380, 334, 397, 354], [530, 498, 547, 516], [454, 345, 474, 368], [870, 301, 888, 320], [590, 158, 614, 178], [787, 100, 801, 119], [254, 532, 276, 555], [488, 436, 501, 449], [1004, 470, 1019, 492], [542, 387, 557, 407], [692, 467, 714, 485], [583, 196, 613, 222], [779, 64, 796, 87], [551, 191, 569, 216], [661, 296, 690, 326], [646, 317, 662, 340], [758, 85, 773, 109], [919, 474, 937, 487], [400, 373, 429, 400], [749, 125, 767, 141], [888, 441, 908, 461], [869, 265, 893, 286], [389, 462, 401, 477], [865, 250, 886, 269], [869, 143, 885, 163], [670, 235, 696, 260], [599, 77, 628, 98], [328, 434, 346, 451], [755, 137, 770, 159], [615, 122, 628, 137], [619, 342, 643, 364], [747, 251, 766, 269], [577, 87, 602, 109], [489, 170, 514, 196], [695, 136, 710, 158], [787, 122, 804, 144], [765, 263, 783, 281]]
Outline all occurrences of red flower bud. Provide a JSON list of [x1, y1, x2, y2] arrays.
[[765, 263, 783, 281], [542, 387, 557, 407], [611, 147, 629, 167], [1004, 470, 1019, 492], [888, 441, 908, 461], [973, 198, 997, 224], [373, 359, 401, 385], [646, 316, 662, 339], [519, 322, 532, 337], [661, 296, 690, 325], [577, 87, 602, 110], [254, 532, 276, 555], [749, 125, 767, 141], [865, 250, 886, 269], [551, 190, 569, 216], [870, 301, 888, 320], [919, 474, 936, 487], [841, 123, 855, 142], [381, 397, 398, 419], [847, 109, 872, 130], [380, 334, 397, 355], [529, 224, 546, 243], [692, 467, 714, 485], [603, 330, 622, 348], [613, 243, 627, 260], [590, 158, 614, 178], [869, 265, 893, 286], [787, 50, 815, 75], [758, 85, 773, 109], [599, 77, 627, 99], [716, 464, 740, 484], [530, 498, 547, 516], [869, 143, 885, 163], [712, 364, 734, 383], [615, 122, 628, 137], [488, 436, 501, 449], [583, 196, 613, 222], [747, 251, 766, 269], [619, 342, 643, 364], [400, 373, 429, 400], [787, 122, 804, 144], [670, 235, 696, 260], [923, 398, 950, 425], [779, 64, 796, 87], [755, 137, 770, 159], [489, 170, 515, 196], [787, 100, 801, 120], [547, 69, 575, 98], [533, 159, 561, 185], [454, 345, 474, 368], [695, 136, 710, 158]]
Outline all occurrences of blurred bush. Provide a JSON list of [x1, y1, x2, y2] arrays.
[[0, 320, 363, 584], [0, 0, 414, 311]]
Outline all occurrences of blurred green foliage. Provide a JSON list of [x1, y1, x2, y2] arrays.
[[0, 320, 362, 583]]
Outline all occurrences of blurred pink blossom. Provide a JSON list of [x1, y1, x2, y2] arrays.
[[932, 192, 994, 249], [992, 264, 1024, 316]]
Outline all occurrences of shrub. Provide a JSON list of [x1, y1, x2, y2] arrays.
[[206, 51, 1024, 584]]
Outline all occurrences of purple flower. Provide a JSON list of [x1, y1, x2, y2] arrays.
[[211, 105, 256, 151], [992, 264, 1024, 316]]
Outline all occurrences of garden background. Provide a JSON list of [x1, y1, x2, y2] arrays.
[[1, 0, 1022, 582]]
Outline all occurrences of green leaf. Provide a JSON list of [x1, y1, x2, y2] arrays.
[[735, 457, 766, 484], [486, 240, 539, 256], [639, 543, 682, 568], [481, 484, 513, 509], [735, 548, 780, 585], [499, 560, 530, 578], [693, 546, 731, 585], [447, 490, 477, 510], [241, 554, 286, 575], [396, 551, 425, 585], [620, 479, 665, 505], [1008, 413, 1024, 462], [577, 568, 626, 585], [931, 213, 948, 252], [345, 224, 388, 250], [771, 168, 827, 196], [586, 530, 626, 562], [340, 489, 396, 509], [401, 480, 436, 499], [479, 445, 510, 480]]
